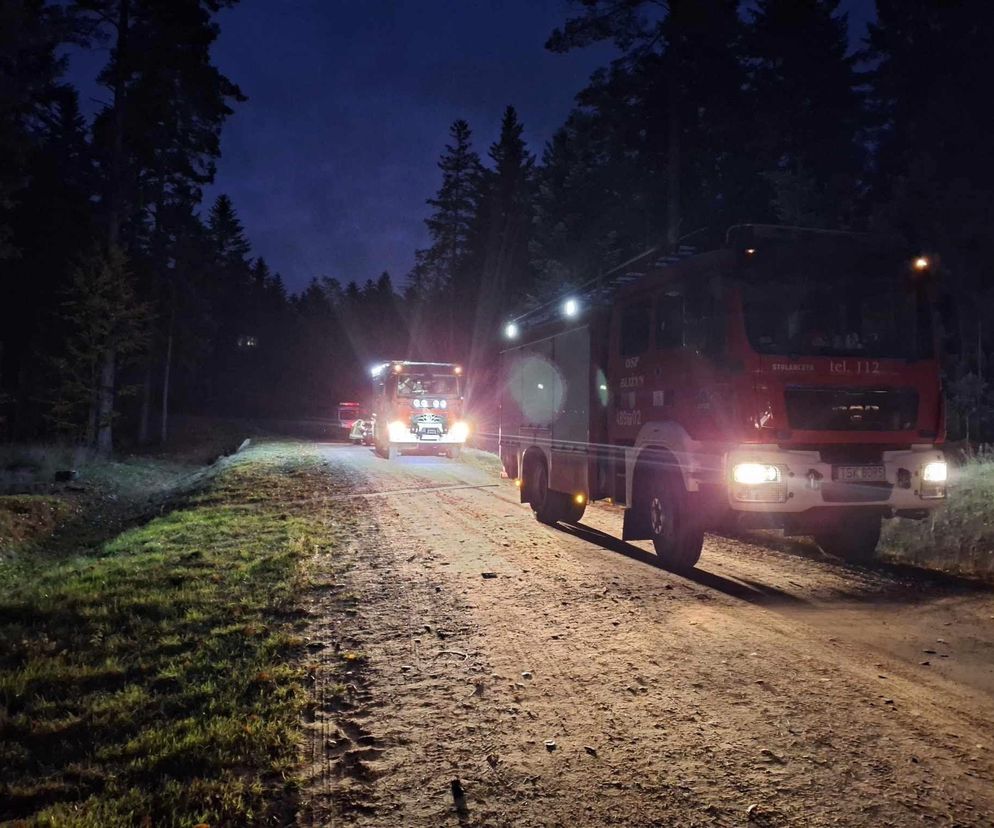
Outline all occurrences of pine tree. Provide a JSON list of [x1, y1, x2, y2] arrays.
[[744, 0, 863, 226], [0, 0, 72, 259], [866, 0, 994, 439], [48, 246, 148, 442], [471, 106, 535, 357], [409, 120, 482, 359], [2, 86, 97, 438], [546, 1, 751, 257], [203, 193, 255, 411], [530, 111, 627, 299], [208, 194, 252, 271], [416, 120, 481, 294], [70, 0, 244, 449]]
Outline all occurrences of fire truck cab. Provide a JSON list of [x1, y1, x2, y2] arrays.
[[370, 361, 470, 460], [499, 226, 948, 569]]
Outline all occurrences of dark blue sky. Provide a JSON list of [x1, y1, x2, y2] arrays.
[[203, 0, 616, 293], [69, 0, 875, 294]]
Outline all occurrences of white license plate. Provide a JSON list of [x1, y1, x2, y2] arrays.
[[834, 465, 886, 482]]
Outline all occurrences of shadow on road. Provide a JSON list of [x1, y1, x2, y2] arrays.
[[715, 528, 994, 600], [555, 520, 993, 607], [555, 521, 811, 608]]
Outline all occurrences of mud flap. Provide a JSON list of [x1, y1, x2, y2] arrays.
[[622, 506, 648, 541]]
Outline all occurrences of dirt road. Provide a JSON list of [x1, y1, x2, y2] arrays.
[[299, 444, 994, 827]]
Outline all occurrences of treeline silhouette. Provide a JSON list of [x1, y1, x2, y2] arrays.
[[2, 1, 993, 449]]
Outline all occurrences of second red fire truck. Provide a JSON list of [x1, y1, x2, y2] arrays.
[[370, 361, 470, 459], [499, 225, 949, 569]]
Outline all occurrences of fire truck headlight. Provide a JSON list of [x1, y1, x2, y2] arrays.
[[732, 463, 780, 485], [450, 421, 470, 442], [922, 461, 947, 483], [440, 399, 447, 409], [433, 399, 440, 408], [388, 420, 409, 441]]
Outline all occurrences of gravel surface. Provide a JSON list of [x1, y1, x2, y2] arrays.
[[299, 444, 994, 827]]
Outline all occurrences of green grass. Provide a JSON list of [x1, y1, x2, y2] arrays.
[[0, 442, 360, 826], [882, 456, 994, 579]]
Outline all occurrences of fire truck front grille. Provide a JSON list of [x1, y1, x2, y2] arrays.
[[413, 413, 445, 438], [784, 387, 918, 432]]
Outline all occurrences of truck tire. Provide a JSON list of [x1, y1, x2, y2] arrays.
[[446, 446, 461, 460], [815, 515, 881, 563], [387, 444, 398, 461], [530, 461, 560, 525], [645, 471, 703, 571], [560, 495, 586, 525], [525, 456, 585, 525]]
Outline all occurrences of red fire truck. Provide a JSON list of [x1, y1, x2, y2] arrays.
[[370, 361, 470, 459], [336, 401, 365, 438], [498, 225, 949, 569]]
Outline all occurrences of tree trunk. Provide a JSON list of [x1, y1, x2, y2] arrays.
[[93, 0, 131, 453], [95, 349, 116, 455], [107, 0, 130, 249], [138, 361, 152, 444], [160, 318, 173, 444]]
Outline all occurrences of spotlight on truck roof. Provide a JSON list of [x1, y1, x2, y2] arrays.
[[505, 322, 519, 340], [913, 256, 930, 272], [563, 298, 579, 318]]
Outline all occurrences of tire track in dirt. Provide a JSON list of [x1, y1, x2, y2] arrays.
[[300, 446, 994, 827]]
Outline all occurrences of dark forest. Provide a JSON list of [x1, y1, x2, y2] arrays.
[[2, 0, 993, 450]]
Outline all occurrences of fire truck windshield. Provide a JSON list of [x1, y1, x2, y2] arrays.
[[395, 374, 460, 397], [741, 244, 933, 360]]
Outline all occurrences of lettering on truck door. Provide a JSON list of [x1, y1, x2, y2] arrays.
[[615, 303, 652, 435]]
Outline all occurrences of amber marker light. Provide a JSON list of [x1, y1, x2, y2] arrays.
[[574, 493, 586, 505]]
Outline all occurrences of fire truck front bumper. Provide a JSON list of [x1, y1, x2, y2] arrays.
[[387, 419, 470, 446], [723, 445, 947, 515]]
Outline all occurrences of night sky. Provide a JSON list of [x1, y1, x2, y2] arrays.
[[70, 0, 875, 294]]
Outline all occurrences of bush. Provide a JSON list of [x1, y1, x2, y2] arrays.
[[882, 454, 994, 579]]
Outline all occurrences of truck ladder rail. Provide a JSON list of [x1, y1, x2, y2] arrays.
[[509, 243, 699, 331]]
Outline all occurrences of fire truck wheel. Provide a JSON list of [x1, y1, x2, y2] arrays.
[[560, 496, 586, 525], [446, 447, 461, 460], [387, 444, 399, 461], [530, 461, 555, 524], [814, 515, 881, 563], [646, 473, 703, 571]]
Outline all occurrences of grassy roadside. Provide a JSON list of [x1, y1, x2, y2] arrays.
[[1, 453, 207, 562], [0, 442, 360, 826], [882, 456, 994, 580]]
